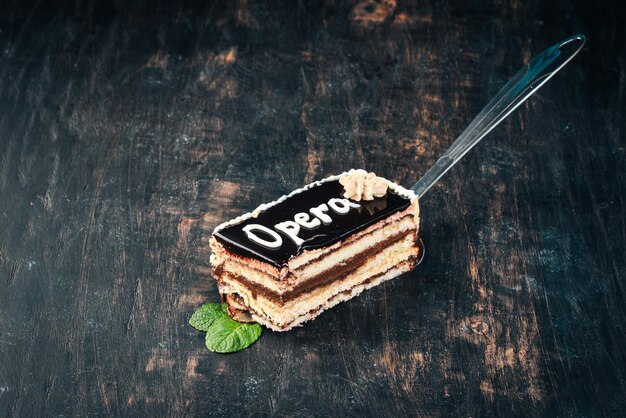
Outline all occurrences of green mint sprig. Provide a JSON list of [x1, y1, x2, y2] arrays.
[[190, 303, 262, 353]]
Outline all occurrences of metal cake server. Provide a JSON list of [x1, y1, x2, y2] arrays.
[[411, 34, 586, 197]]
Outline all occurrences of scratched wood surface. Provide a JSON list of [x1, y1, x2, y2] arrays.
[[0, 0, 624, 416]]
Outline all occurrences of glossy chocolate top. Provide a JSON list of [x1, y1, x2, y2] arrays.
[[213, 179, 412, 267]]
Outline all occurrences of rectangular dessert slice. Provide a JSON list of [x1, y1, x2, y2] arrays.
[[209, 170, 420, 332]]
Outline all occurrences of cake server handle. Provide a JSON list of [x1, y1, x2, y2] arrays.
[[410, 34, 586, 197]]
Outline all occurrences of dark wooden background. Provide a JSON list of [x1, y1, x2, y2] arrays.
[[0, 0, 624, 416]]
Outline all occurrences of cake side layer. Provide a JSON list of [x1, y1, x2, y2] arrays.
[[219, 230, 414, 304], [211, 211, 417, 297], [234, 258, 418, 332], [218, 234, 419, 327]]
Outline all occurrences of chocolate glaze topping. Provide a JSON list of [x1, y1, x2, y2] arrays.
[[213, 179, 412, 267]]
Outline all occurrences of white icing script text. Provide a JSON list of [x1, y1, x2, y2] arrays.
[[242, 198, 360, 248]]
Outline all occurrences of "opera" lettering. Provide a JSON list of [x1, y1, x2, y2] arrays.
[[242, 198, 360, 248]]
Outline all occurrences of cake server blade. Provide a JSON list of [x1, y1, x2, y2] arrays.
[[411, 34, 586, 197]]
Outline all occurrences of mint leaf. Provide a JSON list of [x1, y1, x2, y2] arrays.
[[189, 303, 227, 331], [205, 315, 262, 353], [190, 302, 263, 353]]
